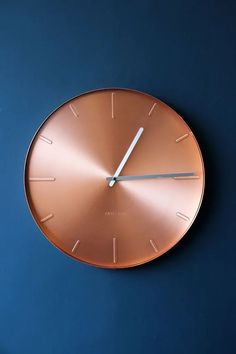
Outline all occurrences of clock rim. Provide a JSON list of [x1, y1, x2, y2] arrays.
[[23, 87, 205, 269]]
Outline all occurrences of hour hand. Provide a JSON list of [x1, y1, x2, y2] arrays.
[[109, 127, 144, 187], [106, 172, 197, 182]]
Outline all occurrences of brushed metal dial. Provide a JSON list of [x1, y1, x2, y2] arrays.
[[24, 88, 205, 268]]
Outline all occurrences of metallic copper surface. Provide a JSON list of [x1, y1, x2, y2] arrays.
[[24, 89, 205, 268]]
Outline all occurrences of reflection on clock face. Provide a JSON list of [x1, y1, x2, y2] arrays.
[[25, 89, 204, 268]]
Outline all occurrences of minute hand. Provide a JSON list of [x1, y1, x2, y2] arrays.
[[107, 172, 197, 182], [109, 127, 144, 187]]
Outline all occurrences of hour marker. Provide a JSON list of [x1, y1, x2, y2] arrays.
[[150, 239, 159, 253], [29, 177, 55, 181], [69, 104, 79, 118], [72, 240, 80, 253], [176, 133, 189, 143], [113, 237, 117, 263], [174, 175, 199, 180], [111, 92, 115, 118], [176, 212, 190, 221], [39, 135, 52, 144], [40, 213, 54, 223], [148, 102, 157, 116]]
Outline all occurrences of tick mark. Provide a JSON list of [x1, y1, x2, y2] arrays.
[[111, 92, 115, 118], [150, 239, 159, 253], [40, 213, 54, 223], [113, 237, 117, 263], [39, 135, 52, 144], [72, 240, 80, 253], [69, 104, 79, 118], [148, 102, 157, 116], [176, 212, 190, 221], [174, 175, 199, 180], [29, 177, 56, 181], [176, 133, 189, 143]]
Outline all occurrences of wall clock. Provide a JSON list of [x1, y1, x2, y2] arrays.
[[24, 88, 205, 268]]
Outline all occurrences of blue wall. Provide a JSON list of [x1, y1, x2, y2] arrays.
[[0, 1, 235, 353]]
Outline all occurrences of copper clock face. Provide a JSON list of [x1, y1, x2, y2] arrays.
[[24, 88, 204, 268]]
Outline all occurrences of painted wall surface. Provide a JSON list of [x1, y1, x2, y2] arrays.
[[0, 1, 235, 353]]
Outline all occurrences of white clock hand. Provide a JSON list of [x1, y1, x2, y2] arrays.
[[107, 172, 197, 182], [109, 127, 144, 187]]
